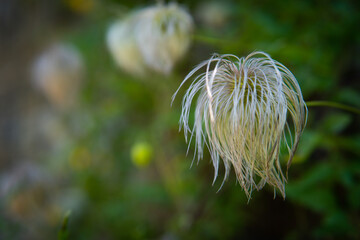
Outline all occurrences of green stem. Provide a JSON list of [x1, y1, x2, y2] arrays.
[[306, 101, 360, 114]]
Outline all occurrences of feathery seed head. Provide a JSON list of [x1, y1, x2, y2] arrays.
[[172, 51, 308, 199], [106, 3, 193, 76]]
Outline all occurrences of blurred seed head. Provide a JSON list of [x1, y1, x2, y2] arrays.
[[172, 52, 308, 199], [107, 17, 148, 76], [107, 3, 193, 76], [0, 162, 51, 198], [0, 162, 54, 222], [134, 3, 193, 74], [0, 162, 86, 231], [32, 43, 84, 109], [196, 1, 231, 30]]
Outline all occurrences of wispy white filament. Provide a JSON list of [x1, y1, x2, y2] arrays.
[[172, 52, 308, 198]]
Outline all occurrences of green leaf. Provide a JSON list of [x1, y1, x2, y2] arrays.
[[320, 112, 352, 134], [287, 163, 337, 213], [58, 211, 72, 240]]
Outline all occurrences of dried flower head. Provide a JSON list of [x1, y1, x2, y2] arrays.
[[107, 3, 193, 76], [172, 52, 308, 199]]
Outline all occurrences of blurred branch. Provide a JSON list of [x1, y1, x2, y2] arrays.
[[306, 101, 360, 115], [150, 77, 184, 211]]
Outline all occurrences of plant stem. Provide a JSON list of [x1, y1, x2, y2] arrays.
[[306, 101, 360, 114]]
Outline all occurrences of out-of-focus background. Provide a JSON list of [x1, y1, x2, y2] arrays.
[[0, 0, 359, 239]]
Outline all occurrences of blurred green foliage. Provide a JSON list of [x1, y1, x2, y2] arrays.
[[1, 0, 360, 239]]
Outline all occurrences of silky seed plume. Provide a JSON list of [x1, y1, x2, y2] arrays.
[[172, 51, 308, 199]]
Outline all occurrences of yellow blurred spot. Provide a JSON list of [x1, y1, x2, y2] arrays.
[[131, 142, 153, 168], [65, 0, 94, 14], [69, 147, 92, 170]]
